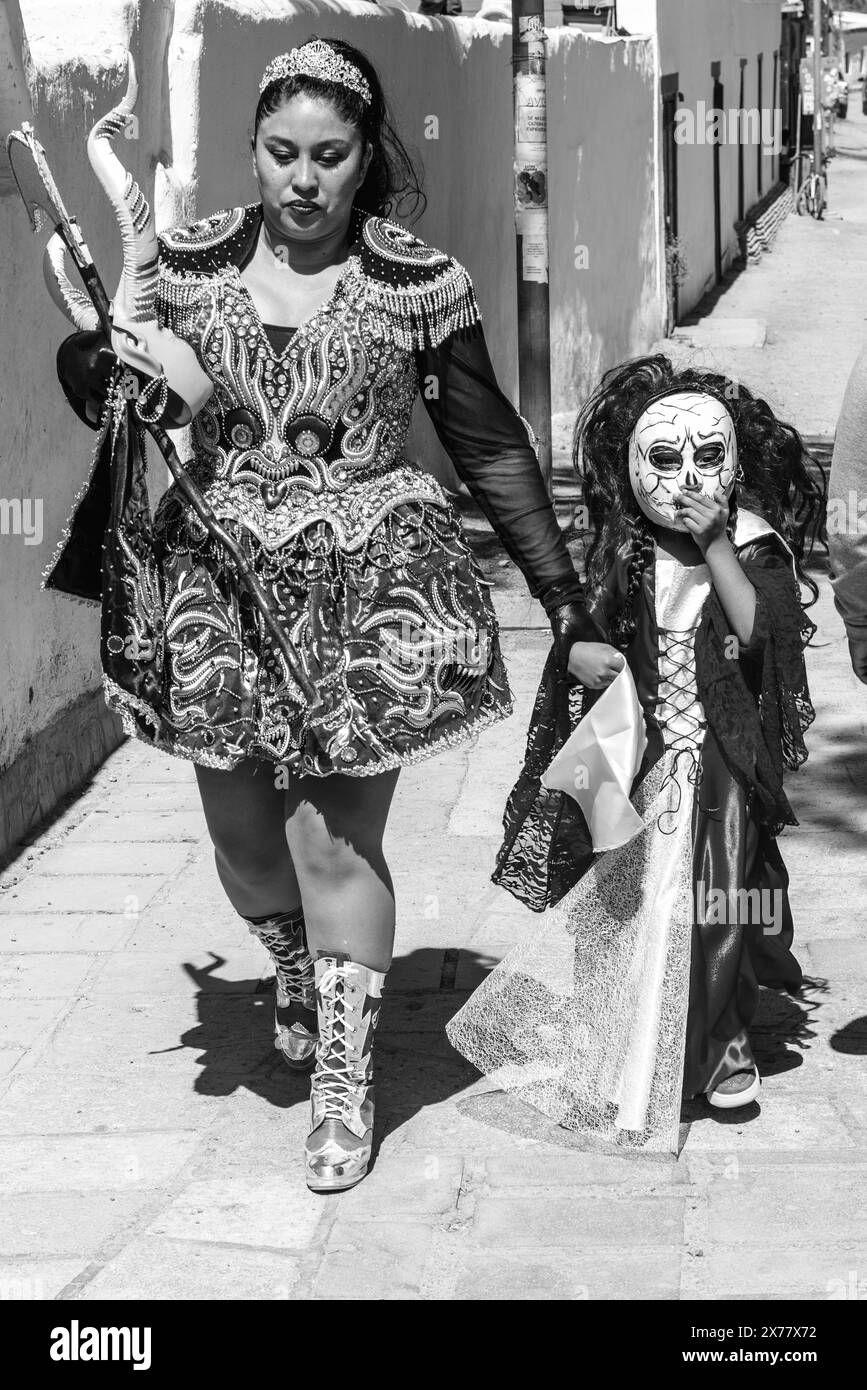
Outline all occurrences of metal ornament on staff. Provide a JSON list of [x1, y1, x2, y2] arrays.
[[512, 0, 554, 495]]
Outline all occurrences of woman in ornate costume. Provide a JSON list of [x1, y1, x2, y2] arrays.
[[447, 356, 823, 1151], [51, 38, 598, 1191]]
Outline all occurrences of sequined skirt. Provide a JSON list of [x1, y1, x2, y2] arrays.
[[104, 486, 514, 775]]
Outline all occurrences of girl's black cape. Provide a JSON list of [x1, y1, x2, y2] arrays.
[[493, 522, 816, 912]]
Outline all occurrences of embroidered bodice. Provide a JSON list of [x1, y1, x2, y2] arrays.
[[49, 203, 587, 612], [155, 204, 480, 553]]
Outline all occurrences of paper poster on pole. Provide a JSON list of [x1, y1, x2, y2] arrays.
[[515, 72, 547, 143], [517, 207, 548, 284], [800, 59, 814, 115], [517, 14, 546, 70], [514, 141, 547, 213], [517, 14, 545, 43]]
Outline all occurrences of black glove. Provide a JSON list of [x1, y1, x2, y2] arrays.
[[57, 329, 189, 430], [548, 598, 607, 681], [56, 330, 119, 429]]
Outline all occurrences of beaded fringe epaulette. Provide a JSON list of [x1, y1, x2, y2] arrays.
[[157, 205, 255, 273], [357, 214, 482, 351], [154, 202, 482, 351]]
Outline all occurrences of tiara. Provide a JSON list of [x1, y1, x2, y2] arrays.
[[259, 41, 372, 105]]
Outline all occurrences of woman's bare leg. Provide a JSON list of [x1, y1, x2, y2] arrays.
[[282, 769, 400, 973], [194, 760, 301, 917]]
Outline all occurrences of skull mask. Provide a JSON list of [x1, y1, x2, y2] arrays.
[[627, 391, 737, 531]]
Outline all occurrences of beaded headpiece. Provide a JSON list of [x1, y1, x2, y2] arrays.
[[258, 41, 372, 106]]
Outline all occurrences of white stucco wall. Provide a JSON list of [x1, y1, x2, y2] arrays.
[[662, 0, 783, 311], [617, 0, 785, 315], [1, 0, 165, 774], [1, 0, 663, 776], [546, 27, 662, 408]]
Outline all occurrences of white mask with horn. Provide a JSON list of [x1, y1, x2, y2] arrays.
[[42, 52, 212, 426]]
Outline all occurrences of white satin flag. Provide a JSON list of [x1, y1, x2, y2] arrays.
[[541, 663, 648, 851]]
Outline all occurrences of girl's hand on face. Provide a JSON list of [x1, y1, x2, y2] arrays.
[[567, 642, 626, 689], [672, 485, 730, 554]]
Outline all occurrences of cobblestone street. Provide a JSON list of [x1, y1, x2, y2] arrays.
[[2, 110, 867, 1305]]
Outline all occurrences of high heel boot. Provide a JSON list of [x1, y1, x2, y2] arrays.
[[305, 952, 386, 1193], [244, 908, 318, 1072]]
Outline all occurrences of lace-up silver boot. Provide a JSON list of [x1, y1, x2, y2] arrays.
[[305, 952, 386, 1193], [244, 908, 318, 1072]]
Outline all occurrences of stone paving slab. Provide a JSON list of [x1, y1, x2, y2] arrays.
[[41, 993, 279, 1079], [0, 1048, 24, 1080], [0, 914, 136, 953], [680, 1094, 853, 1152], [0, 1065, 239, 1135], [147, 1176, 329, 1251], [483, 1150, 687, 1189], [0, 951, 97, 999], [0, 874, 167, 916], [311, 1217, 433, 1301], [0, 997, 72, 1050], [471, 1191, 686, 1249], [37, 842, 196, 877], [701, 1163, 867, 1247], [124, 908, 255, 953], [685, 1245, 867, 1302], [113, 786, 205, 812], [86, 947, 267, 997], [803, 938, 867, 977], [110, 759, 200, 785], [0, 1193, 156, 1259], [0, 1259, 93, 1302], [73, 811, 207, 843], [672, 317, 768, 349], [334, 1154, 465, 1218], [450, 1246, 682, 1300], [75, 1238, 304, 1301], [0, 1132, 201, 1195]]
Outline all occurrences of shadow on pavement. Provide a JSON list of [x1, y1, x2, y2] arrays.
[[175, 948, 487, 1149], [171, 957, 839, 1159], [829, 1016, 867, 1055], [796, 724, 867, 848], [683, 975, 829, 1134]]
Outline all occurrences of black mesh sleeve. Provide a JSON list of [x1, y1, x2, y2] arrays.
[[415, 323, 586, 612]]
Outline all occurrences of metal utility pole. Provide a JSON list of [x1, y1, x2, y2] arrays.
[[813, 0, 824, 176], [512, 0, 553, 494]]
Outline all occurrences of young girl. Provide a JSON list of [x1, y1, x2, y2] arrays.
[[447, 355, 823, 1152]]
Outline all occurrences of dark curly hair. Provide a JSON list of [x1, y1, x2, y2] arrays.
[[252, 36, 425, 222], [573, 354, 826, 647]]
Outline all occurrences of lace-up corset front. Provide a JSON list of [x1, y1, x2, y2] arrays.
[[654, 555, 711, 754]]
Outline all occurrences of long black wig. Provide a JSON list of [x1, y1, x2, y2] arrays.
[[573, 355, 826, 646]]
